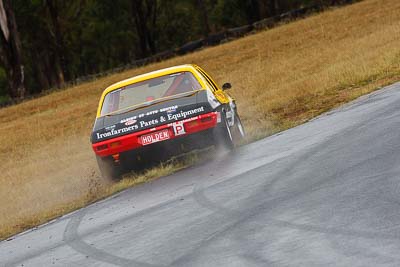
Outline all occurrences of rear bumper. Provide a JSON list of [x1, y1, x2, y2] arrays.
[[92, 111, 219, 157]]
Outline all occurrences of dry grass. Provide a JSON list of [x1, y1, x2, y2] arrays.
[[1, 0, 400, 239]]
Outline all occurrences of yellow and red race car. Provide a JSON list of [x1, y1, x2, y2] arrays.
[[91, 64, 245, 179]]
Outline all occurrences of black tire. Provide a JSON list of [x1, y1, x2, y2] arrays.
[[96, 155, 122, 181], [214, 112, 234, 151]]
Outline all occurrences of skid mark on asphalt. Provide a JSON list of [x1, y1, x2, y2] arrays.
[[169, 137, 352, 265], [63, 209, 163, 267], [189, 159, 400, 265]]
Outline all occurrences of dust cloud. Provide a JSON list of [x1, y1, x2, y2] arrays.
[[0, 134, 111, 235]]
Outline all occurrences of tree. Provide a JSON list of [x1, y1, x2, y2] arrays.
[[196, 0, 211, 37], [266, 0, 278, 17], [44, 0, 69, 85], [131, 0, 157, 58], [0, 0, 352, 101], [0, 0, 25, 99]]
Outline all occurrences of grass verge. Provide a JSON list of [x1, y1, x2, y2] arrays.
[[1, 0, 400, 240]]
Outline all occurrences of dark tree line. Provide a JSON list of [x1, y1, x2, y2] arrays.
[[0, 0, 25, 99], [0, 0, 352, 101]]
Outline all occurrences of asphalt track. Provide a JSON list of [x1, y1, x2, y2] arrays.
[[2, 82, 400, 267]]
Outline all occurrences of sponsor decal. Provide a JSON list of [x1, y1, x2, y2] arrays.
[[105, 125, 116, 130], [225, 110, 234, 126], [118, 105, 179, 125], [121, 116, 137, 126], [207, 90, 221, 109], [167, 116, 198, 126], [140, 118, 159, 127], [120, 116, 137, 123], [96, 106, 206, 141], [145, 109, 159, 116], [173, 122, 186, 136], [160, 105, 178, 113], [124, 119, 137, 126], [96, 124, 139, 139], [134, 105, 179, 119], [167, 106, 205, 121]]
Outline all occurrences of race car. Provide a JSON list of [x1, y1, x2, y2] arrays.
[[91, 64, 245, 179]]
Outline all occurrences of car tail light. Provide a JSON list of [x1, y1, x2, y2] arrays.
[[110, 141, 121, 148], [186, 120, 199, 127], [96, 144, 108, 151], [200, 116, 213, 123]]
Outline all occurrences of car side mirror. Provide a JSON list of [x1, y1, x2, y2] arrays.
[[222, 83, 232, 90]]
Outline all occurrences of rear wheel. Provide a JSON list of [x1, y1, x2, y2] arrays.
[[96, 155, 122, 181]]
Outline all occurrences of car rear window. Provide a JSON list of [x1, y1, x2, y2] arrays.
[[100, 71, 202, 116]]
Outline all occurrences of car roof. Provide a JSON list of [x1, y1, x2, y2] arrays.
[[96, 64, 210, 118], [102, 64, 201, 96]]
